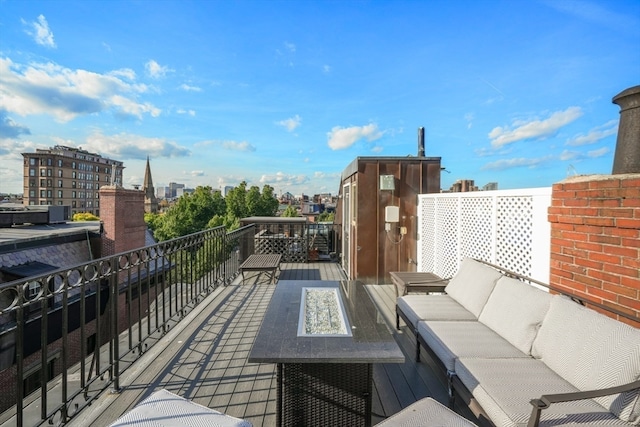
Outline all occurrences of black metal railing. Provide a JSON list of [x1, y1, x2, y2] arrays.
[[0, 224, 255, 427]]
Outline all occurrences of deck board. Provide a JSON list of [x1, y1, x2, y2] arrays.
[[64, 262, 479, 427]]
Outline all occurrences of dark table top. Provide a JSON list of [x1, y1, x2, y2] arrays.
[[248, 280, 405, 364]]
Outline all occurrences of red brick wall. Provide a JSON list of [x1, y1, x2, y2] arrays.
[[549, 174, 640, 325], [100, 186, 146, 256]]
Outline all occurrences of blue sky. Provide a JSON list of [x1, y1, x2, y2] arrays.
[[1, 0, 639, 196]]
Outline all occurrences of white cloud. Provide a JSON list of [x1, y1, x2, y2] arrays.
[[327, 123, 382, 150], [177, 109, 196, 116], [179, 83, 202, 92], [371, 145, 383, 153], [191, 170, 205, 177], [277, 115, 302, 132], [481, 156, 553, 171], [560, 146, 610, 161], [566, 120, 618, 146], [83, 131, 191, 160], [0, 57, 158, 122], [222, 140, 256, 152], [259, 171, 309, 186], [24, 15, 56, 48], [109, 68, 137, 80], [488, 107, 583, 148], [284, 42, 296, 53], [323, 65, 331, 73], [587, 147, 609, 158], [145, 60, 173, 79]]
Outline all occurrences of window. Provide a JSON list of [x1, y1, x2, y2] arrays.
[[47, 190, 52, 198], [58, 170, 63, 178], [72, 162, 76, 169], [40, 201, 47, 205], [95, 174, 100, 181], [47, 179, 52, 187], [40, 190, 45, 197], [47, 169, 52, 177], [57, 190, 63, 198], [72, 201, 76, 208], [29, 169, 36, 177], [72, 181, 76, 188], [47, 158, 52, 166], [29, 190, 35, 197], [29, 201, 36, 205], [87, 201, 93, 208], [72, 171, 76, 179], [58, 180, 63, 188], [72, 191, 76, 198], [58, 201, 63, 206], [29, 158, 36, 166], [40, 179, 46, 187], [23, 358, 56, 398], [29, 180, 35, 187], [40, 169, 46, 177], [58, 159, 63, 167]]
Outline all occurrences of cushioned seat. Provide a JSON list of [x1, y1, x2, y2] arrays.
[[397, 294, 476, 329], [375, 397, 478, 427], [418, 321, 530, 371], [455, 358, 634, 427], [109, 389, 253, 427]]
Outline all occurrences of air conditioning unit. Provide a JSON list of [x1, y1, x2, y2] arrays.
[[48, 206, 70, 224]]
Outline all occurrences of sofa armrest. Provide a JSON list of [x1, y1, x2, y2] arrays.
[[526, 379, 640, 427]]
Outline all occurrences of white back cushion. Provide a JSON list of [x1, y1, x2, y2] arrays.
[[478, 276, 552, 355], [532, 295, 640, 423], [444, 258, 503, 318]]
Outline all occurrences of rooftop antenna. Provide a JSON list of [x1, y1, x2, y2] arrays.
[[418, 127, 425, 157]]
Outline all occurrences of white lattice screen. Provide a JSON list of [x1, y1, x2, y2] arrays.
[[417, 188, 551, 282]]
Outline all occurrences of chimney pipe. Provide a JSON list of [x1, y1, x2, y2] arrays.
[[612, 85, 640, 174], [418, 127, 425, 157]]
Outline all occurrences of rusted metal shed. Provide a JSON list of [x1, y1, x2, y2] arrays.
[[336, 156, 441, 284]]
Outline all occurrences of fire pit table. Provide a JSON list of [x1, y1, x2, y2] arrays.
[[248, 280, 404, 427]]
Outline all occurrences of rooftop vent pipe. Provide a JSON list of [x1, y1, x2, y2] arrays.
[[418, 127, 425, 157], [612, 85, 640, 174]]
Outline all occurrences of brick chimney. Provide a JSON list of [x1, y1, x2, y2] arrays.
[[99, 186, 147, 256]]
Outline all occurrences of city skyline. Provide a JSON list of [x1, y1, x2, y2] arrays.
[[1, 0, 639, 196]]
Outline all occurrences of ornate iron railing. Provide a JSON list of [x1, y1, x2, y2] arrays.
[[0, 224, 255, 426]]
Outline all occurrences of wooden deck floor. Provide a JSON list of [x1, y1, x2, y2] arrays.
[[69, 262, 478, 427]]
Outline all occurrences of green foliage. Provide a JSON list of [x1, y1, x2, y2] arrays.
[[73, 212, 100, 221], [282, 205, 298, 217], [151, 183, 279, 240], [153, 186, 226, 241], [144, 212, 162, 230], [317, 211, 335, 222]]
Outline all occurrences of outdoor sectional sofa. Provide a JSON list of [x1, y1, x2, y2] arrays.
[[395, 257, 640, 427]]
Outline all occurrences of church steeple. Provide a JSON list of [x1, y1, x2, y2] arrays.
[[142, 156, 158, 213]]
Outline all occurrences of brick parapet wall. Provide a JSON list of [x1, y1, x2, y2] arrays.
[[549, 174, 640, 325], [100, 186, 146, 256]]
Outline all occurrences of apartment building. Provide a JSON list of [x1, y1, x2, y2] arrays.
[[22, 145, 124, 217]]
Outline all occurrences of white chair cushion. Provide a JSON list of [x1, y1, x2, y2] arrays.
[[397, 294, 477, 329], [418, 320, 529, 371], [455, 358, 631, 427], [531, 295, 640, 424], [444, 258, 503, 318], [109, 389, 253, 427], [478, 276, 552, 355], [375, 397, 478, 427]]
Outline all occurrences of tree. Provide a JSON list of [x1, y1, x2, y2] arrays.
[[282, 205, 298, 217], [152, 186, 226, 241], [317, 211, 335, 222]]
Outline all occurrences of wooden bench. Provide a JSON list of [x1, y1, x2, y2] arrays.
[[239, 254, 281, 284]]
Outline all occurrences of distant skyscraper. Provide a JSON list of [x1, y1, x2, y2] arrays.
[[142, 156, 158, 213], [21, 145, 124, 217]]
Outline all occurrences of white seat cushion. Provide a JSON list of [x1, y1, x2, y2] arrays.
[[418, 320, 529, 371], [397, 294, 477, 329], [478, 276, 552, 355], [444, 258, 503, 318], [375, 397, 478, 427], [109, 389, 253, 427], [455, 358, 632, 427], [532, 295, 640, 423]]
